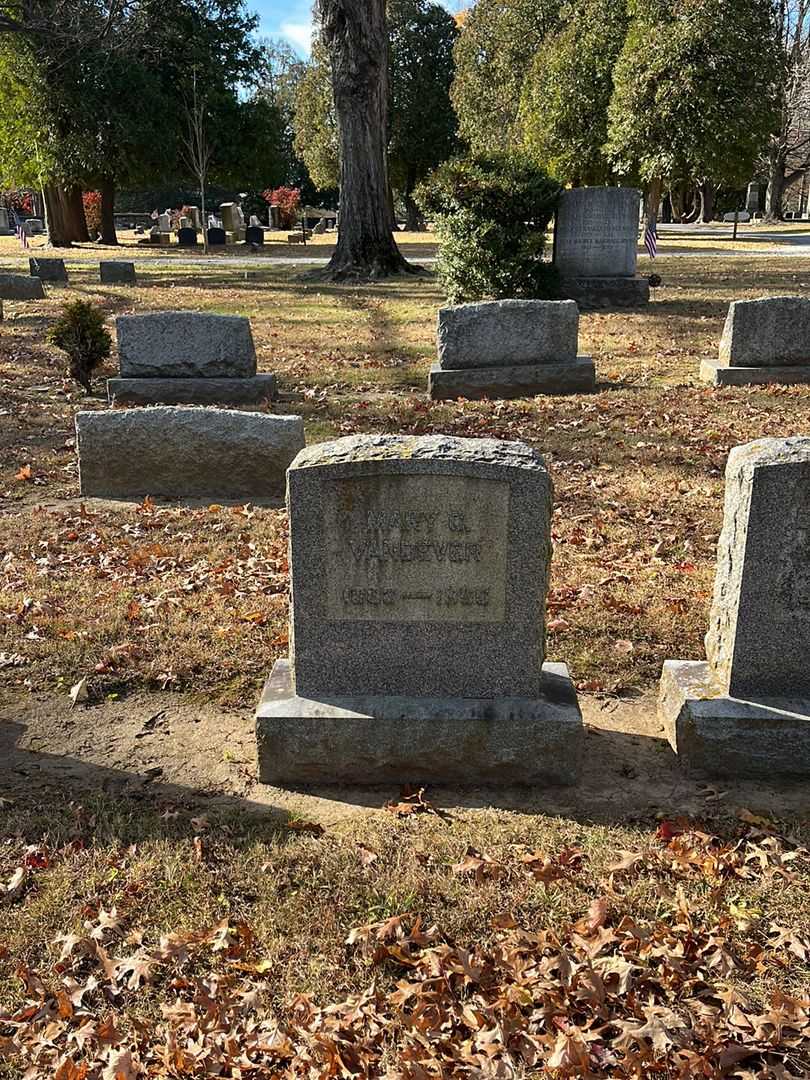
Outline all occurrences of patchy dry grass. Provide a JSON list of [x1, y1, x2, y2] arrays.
[[4, 257, 810, 701], [0, 788, 808, 1076], [2, 254, 810, 1077]]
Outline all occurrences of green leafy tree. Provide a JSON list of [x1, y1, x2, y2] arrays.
[[520, 0, 629, 185], [292, 40, 340, 191], [606, 0, 780, 224], [450, 0, 560, 153], [388, 0, 459, 229]]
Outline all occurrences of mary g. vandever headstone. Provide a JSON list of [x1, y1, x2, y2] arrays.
[[256, 433, 584, 785], [660, 437, 810, 776]]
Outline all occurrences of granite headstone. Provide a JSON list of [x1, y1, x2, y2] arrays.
[[256, 433, 584, 784], [660, 437, 810, 776]]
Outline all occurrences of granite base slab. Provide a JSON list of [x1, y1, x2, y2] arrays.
[[107, 374, 277, 405], [561, 276, 650, 310], [256, 659, 584, 785], [428, 356, 595, 400], [659, 659, 810, 777], [700, 358, 810, 386]]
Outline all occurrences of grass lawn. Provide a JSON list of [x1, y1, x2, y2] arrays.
[[1, 250, 809, 1076]]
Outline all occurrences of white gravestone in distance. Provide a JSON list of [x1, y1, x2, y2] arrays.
[[256, 433, 584, 785]]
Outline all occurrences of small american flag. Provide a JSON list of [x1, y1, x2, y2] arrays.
[[643, 219, 657, 259], [16, 222, 28, 249]]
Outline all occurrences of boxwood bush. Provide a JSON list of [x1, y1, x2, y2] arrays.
[[416, 153, 562, 303]]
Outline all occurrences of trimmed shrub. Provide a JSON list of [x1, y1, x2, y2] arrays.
[[416, 153, 562, 303], [48, 300, 112, 393]]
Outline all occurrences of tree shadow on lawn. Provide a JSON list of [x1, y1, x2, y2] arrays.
[[2, 689, 807, 836]]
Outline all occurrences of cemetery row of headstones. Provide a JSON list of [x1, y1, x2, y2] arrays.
[[74, 341, 810, 786], [6, 259, 810, 395]]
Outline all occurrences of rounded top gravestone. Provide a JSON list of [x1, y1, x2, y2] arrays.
[[286, 433, 552, 700], [554, 187, 641, 278]]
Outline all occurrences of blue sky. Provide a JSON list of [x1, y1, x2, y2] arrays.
[[254, 1, 465, 54]]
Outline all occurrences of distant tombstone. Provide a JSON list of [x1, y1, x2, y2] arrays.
[[701, 295, 810, 386], [187, 206, 202, 230], [158, 213, 171, 232], [0, 273, 46, 300], [255, 433, 584, 785], [554, 187, 649, 309], [269, 205, 280, 228], [207, 226, 226, 247], [429, 300, 595, 400], [29, 257, 68, 283], [27, 219, 44, 235], [0, 208, 9, 234], [660, 437, 810, 776], [245, 225, 264, 245], [746, 182, 761, 213], [99, 261, 136, 285], [177, 227, 199, 247], [313, 218, 326, 235], [219, 203, 238, 233]]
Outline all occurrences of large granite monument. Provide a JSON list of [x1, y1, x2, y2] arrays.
[[660, 437, 810, 776], [554, 187, 649, 309], [428, 299, 595, 400], [106, 311, 277, 405], [701, 296, 810, 386], [256, 434, 584, 784]]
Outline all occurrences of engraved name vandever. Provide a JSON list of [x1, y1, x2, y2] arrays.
[[325, 474, 509, 623]]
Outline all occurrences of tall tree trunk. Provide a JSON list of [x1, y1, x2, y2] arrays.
[[699, 180, 715, 223], [43, 184, 74, 247], [644, 178, 662, 233], [765, 150, 787, 220], [67, 185, 90, 242], [313, 0, 415, 280], [99, 180, 118, 244]]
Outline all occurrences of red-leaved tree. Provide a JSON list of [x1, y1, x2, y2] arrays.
[[262, 186, 301, 229]]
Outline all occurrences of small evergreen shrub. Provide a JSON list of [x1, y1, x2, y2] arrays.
[[48, 300, 112, 393], [416, 153, 562, 303]]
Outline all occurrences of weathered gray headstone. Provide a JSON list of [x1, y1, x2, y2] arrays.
[[29, 257, 68, 283], [0, 208, 9, 234], [256, 433, 584, 784], [553, 187, 649, 309], [108, 311, 278, 405], [116, 312, 257, 378], [746, 182, 761, 213], [702, 296, 810, 385], [77, 407, 304, 501], [0, 273, 46, 300], [100, 261, 136, 285], [429, 300, 594, 400], [660, 437, 810, 777]]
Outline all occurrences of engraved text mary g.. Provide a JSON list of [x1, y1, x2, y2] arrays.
[[324, 474, 509, 623]]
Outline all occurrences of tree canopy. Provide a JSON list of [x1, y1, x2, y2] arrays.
[[450, 0, 560, 153]]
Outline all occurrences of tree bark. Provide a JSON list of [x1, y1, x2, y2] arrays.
[[99, 180, 118, 244], [765, 154, 787, 220], [43, 184, 74, 247], [67, 185, 90, 242], [644, 178, 662, 232], [312, 0, 415, 280]]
